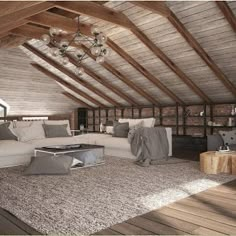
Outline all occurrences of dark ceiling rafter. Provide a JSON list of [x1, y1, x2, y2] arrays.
[[31, 63, 104, 107], [216, 1, 236, 33], [0, 2, 42, 18], [62, 50, 139, 106], [62, 92, 94, 109], [23, 43, 121, 107], [26, 10, 180, 105], [0, 2, 54, 35], [0, 34, 28, 48], [11, 23, 161, 106], [80, 44, 161, 106], [132, 1, 236, 98], [56, 1, 212, 103], [107, 39, 185, 105]]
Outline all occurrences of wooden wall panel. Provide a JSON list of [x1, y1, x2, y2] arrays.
[[0, 48, 78, 116]]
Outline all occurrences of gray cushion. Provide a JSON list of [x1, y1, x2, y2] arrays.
[[219, 130, 236, 146], [76, 151, 97, 166], [0, 122, 17, 140], [24, 155, 73, 175], [43, 124, 70, 138], [113, 121, 129, 138], [229, 144, 236, 151]]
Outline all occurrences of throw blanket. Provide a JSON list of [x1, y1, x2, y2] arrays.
[[130, 127, 169, 167]]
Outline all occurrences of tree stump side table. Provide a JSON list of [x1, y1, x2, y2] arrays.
[[200, 151, 236, 175]]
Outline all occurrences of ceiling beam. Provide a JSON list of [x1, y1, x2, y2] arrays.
[[55, 1, 134, 29], [132, 1, 236, 98], [11, 24, 160, 106], [0, 2, 54, 35], [107, 39, 185, 105], [168, 10, 236, 98], [23, 43, 121, 107], [131, 1, 171, 17], [31, 63, 103, 107], [81, 45, 161, 106], [0, 19, 28, 35], [54, 2, 211, 102], [28, 11, 92, 36], [0, 34, 28, 48], [0, 2, 42, 18], [63, 51, 139, 106], [131, 28, 212, 103], [62, 92, 94, 109], [216, 1, 236, 33]]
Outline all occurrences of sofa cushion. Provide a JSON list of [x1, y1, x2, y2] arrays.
[[0, 122, 17, 140], [219, 130, 236, 146], [43, 124, 70, 138], [13, 123, 45, 142], [27, 137, 79, 148], [24, 155, 73, 175], [0, 140, 33, 157], [118, 118, 155, 128], [113, 121, 129, 138], [13, 120, 44, 128], [44, 120, 72, 136]]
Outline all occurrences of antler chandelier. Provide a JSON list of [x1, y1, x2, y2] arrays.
[[40, 17, 109, 76]]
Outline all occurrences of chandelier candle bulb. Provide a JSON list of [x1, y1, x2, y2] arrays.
[[61, 57, 69, 65], [76, 67, 84, 76], [49, 27, 61, 36], [91, 46, 101, 56], [91, 25, 100, 35], [41, 34, 51, 45], [96, 56, 105, 64]]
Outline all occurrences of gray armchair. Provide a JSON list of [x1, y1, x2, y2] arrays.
[[207, 133, 236, 151], [207, 134, 223, 151]]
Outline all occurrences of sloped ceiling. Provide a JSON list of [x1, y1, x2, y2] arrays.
[[0, 1, 235, 116], [0, 48, 78, 115]]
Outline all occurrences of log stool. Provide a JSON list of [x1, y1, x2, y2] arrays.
[[200, 151, 236, 175]]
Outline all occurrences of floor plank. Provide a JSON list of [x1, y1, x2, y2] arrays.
[[97, 180, 236, 235]]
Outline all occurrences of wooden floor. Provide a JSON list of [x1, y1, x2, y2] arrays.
[[0, 180, 235, 235], [95, 180, 236, 235]]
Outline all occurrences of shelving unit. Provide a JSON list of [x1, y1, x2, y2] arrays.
[[84, 103, 236, 137]]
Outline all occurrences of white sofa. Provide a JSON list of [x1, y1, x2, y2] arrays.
[[0, 119, 172, 168]]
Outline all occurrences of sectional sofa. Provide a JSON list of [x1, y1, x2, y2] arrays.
[[0, 118, 172, 168]]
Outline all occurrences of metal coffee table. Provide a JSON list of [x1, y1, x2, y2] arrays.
[[34, 144, 105, 168]]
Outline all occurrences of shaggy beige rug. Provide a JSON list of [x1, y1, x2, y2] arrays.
[[0, 156, 235, 234]]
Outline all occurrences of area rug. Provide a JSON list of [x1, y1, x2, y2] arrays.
[[0, 156, 235, 235]]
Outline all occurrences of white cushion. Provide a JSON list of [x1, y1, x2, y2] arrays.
[[105, 126, 114, 134], [13, 123, 45, 142], [44, 120, 71, 136], [0, 140, 33, 157], [27, 137, 79, 148], [13, 120, 43, 128], [118, 118, 155, 128]]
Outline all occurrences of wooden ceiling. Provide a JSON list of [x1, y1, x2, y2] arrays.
[[0, 1, 236, 113]]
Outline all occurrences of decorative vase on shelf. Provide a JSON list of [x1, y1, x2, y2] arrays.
[[228, 117, 233, 127], [100, 122, 104, 133], [231, 105, 235, 116]]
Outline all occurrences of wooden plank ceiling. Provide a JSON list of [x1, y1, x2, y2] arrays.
[[0, 1, 235, 114]]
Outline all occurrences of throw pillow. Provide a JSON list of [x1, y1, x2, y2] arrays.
[[128, 121, 143, 143], [113, 121, 129, 138], [13, 123, 45, 142], [0, 122, 17, 140], [24, 155, 73, 175], [219, 130, 236, 146], [43, 124, 70, 138]]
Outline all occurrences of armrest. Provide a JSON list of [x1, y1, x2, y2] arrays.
[[207, 134, 224, 151]]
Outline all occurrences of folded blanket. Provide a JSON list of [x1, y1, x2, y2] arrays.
[[130, 127, 169, 167]]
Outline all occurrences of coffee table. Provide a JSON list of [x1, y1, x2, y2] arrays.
[[200, 151, 236, 175], [34, 144, 105, 168]]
